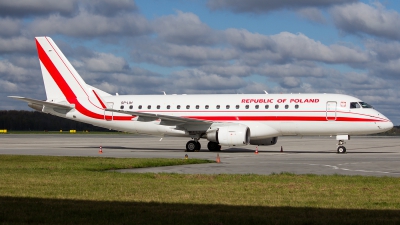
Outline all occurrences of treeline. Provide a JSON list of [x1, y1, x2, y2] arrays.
[[0, 110, 111, 131]]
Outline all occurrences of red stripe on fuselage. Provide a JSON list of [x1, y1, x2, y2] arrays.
[[184, 116, 384, 122], [36, 39, 132, 121]]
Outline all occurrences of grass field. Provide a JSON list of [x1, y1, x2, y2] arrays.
[[0, 155, 399, 224]]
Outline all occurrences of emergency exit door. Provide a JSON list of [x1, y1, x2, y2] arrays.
[[326, 101, 337, 121]]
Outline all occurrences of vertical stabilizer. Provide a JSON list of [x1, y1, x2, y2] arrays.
[[35, 37, 91, 103]]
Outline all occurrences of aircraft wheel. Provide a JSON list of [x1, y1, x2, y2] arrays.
[[186, 141, 197, 152], [207, 141, 221, 151], [194, 142, 201, 152], [337, 146, 346, 154]]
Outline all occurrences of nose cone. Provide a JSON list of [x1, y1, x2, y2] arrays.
[[381, 120, 394, 132]]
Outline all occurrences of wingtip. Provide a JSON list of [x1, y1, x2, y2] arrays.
[[8, 96, 24, 99]]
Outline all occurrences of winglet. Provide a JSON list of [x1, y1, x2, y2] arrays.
[[92, 90, 108, 109]]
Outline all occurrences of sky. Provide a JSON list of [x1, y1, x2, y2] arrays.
[[0, 0, 400, 125]]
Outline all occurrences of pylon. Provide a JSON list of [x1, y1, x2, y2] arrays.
[[280, 146, 283, 152], [216, 153, 221, 163], [255, 146, 259, 154], [99, 146, 103, 154]]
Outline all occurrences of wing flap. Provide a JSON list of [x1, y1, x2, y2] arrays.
[[105, 108, 212, 126]]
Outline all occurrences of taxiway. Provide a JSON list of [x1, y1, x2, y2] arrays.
[[1, 134, 399, 177]]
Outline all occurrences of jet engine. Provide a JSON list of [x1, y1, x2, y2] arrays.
[[206, 125, 250, 146], [250, 137, 278, 146]]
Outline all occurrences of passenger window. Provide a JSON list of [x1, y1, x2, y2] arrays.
[[255, 105, 259, 109], [177, 105, 181, 109], [138, 105, 142, 109], [147, 105, 151, 109], [265, 105, 269, 109], [129, 105, 133, 109], [226, 105, 230, 109], [216, 105, 220, 109], [186, 105, 190, 109], [285, 105, 289, 109], [167, 105, 170, 109], [196, 105, 199, 109], [275, 104, 279, 109], [205, 105, 209, 109], [350, 102, 361, 109], [245, 105, 249, 109], [295, 105, 299, 109], [120, 105, 124, 109], [157, 105, 160, 109], [236, 105, 240, 109]]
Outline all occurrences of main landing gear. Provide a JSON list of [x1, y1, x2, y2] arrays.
[[337, 140, 346, 154], [186, 140, 201, 152], [185, 140, 221, 152], [207, 141, 221, 151]]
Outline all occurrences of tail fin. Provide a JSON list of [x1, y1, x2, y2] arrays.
[[35, 37, 91, 103]]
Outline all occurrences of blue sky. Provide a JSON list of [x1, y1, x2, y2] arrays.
[[1, 0, 400, 124]]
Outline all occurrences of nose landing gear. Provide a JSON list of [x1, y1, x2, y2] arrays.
[[337, 140, 346, 154]]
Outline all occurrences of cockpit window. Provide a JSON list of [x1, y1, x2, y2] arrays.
[[350, 102, 361, 109], [359, 102, 373, 108]]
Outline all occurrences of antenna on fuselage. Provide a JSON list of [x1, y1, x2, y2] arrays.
[[263, 90, 268, 94], [163, 91, 166, 95]]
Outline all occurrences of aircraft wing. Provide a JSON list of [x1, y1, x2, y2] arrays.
[[105, 108, 212, 126], [8, 96, 75, 110]]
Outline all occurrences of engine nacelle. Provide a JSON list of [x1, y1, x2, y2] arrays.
[[250, 137, 278, 146], [206, 125, 250, 146]]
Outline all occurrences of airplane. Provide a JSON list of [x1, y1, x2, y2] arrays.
[[9, 37, 393, 154]]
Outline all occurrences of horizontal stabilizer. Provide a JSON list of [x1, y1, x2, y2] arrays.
[[8, 96, 75, 110]]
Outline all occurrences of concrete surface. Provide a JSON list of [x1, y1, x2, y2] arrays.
[[1, 134, 399, 177]]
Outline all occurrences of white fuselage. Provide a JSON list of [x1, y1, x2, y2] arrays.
[[47, 93, 392, 139]]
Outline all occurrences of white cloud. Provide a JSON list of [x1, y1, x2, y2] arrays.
[[296, 7, 326, 23], [0, 37, 36, 54], [82, 52, 128, 73], [29, 10, 151, 38], [0, 0, 76, 17], [331, 2, 400, 40], [207, 0, 356, 14], [0, 79, 18, 92], [153, 11, 218, 45]]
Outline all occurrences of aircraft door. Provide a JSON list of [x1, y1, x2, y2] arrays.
[[104, 102, 114, 121], [326, 101, 337, 121]]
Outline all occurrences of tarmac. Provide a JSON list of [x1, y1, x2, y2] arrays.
[[1, 134, 400, 177]]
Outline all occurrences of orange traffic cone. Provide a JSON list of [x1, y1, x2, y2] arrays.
[[216, 154, 221, 163], [99, 146, 103, 154], [255, 146, 259, 154], [280, 146, 283, 152]]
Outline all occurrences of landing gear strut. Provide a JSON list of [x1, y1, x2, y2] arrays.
[[207, 141, 221, 151], [186, 140, 201, 152], [336, 135, 349, 154], [337, 140, 346, 154]]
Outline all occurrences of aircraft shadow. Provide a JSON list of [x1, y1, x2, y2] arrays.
[[65, 146, 185, 151], [0, 196, 398, 225], [65, 146, 395, 154], [222, 148, 395, 154]]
